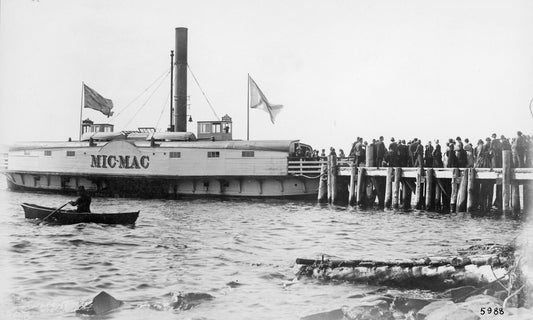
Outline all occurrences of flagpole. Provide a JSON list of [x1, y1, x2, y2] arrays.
[[247, 74, 250, 141], [79, 82, 84, 141]]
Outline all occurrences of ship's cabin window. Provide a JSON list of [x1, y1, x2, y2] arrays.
[[44, 150, 52, 156], [66, 151, 75, 157], [169, 152, 181, 158], [199, 123, 211, 134], [242, 151, 255, 157], [212, 123, 221, 133], [207, 151, 220, 158]]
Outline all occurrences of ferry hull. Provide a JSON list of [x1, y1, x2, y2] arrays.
[[5, 172, 319, 198]]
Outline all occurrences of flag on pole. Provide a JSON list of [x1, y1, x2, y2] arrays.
[[83, 84, 114, 117], [248, 75, 283, 124]]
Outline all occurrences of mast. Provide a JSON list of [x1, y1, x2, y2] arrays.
[[169, 50, 174, 131], [174, 27, 188, 132], [79, 82, 84, 141]]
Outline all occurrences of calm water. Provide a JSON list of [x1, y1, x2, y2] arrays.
[[0, 179, 526, 320]]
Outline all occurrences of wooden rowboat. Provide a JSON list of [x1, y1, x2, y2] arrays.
[[21, 203, 139, 225]]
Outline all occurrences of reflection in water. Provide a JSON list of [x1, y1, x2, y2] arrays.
[[0, 182, 524, 320]]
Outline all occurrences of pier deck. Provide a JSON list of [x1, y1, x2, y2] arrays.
[[288, 150, 533, 214]]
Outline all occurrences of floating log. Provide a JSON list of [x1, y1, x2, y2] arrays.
[[317, 163, 327, 202], [385, 167, 393, 208], [457, 169, 468, 212]]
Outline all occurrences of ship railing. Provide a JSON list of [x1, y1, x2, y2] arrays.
[[287, 157, 355, 176]]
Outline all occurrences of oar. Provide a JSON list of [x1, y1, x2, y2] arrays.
[[40, 202, 71, 223]]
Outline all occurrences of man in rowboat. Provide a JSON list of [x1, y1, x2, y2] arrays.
[[69, 186, 92, 213]]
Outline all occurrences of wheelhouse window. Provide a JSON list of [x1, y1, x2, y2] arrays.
[[66, 151, 75, 157], [242, 151, 255, 157], [199, 123, 211, 133], [169, 152, 181, 158], [207, 151, 220, 158], [44, 150, 52, 156]]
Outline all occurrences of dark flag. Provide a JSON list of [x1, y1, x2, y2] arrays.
[[83, 84, 114, 117]]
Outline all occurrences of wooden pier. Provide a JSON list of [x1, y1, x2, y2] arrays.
[[288, 150, 533, 214]]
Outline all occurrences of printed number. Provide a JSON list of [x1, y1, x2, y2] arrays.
[[480, 307, 504, 315]]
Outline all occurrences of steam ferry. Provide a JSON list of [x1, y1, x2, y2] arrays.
[[2, 28, 320, 198]]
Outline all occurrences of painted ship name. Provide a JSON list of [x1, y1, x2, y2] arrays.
[[90, 155, 150, 169]]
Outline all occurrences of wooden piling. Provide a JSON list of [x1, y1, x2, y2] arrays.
[[457, 169, 468, 212], [450, 168, 459, 212], [425, 169, 435, 211], [330, 155, 337, 203], [317, 162, 327, 203], [326, 156, 332, 203], [512, 183, 521, 215], [402, 180, 412, 209], [385, 167, 393, 208], [348, 163, 357, 206], [435, 184, 442, 211], [372, 177, 385, 208], [415, 167, 424, 209], [356, 167, 366, 207], [467, 168, 476, 213], [502, 150, 512, 213], [524, 182, 531, 213], [392, 167, 401, 209]]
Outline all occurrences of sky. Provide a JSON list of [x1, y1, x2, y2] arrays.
[[0, 0, 532, 152]]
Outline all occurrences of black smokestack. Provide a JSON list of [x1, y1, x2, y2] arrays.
[[174, 27, 187, 132]]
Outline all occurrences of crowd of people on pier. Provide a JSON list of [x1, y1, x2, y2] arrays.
[[294, 131, 532, 169]]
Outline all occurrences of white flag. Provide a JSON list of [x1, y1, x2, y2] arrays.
[[248, 75, 283, 124]]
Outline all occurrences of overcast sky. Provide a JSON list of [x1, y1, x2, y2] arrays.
[[1, 0, 532, 151]]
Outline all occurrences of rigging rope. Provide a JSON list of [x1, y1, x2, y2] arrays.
[[108, 67, 171, 122], [156, 91, 171, 129], [187, 64, 220, 120], [123, 70, 171, 129]]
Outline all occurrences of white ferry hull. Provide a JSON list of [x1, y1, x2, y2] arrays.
[[4, 140, 319, 198]]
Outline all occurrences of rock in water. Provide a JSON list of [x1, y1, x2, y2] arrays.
[[300, 308, 344, 320], [170, 292, 215, 310], [76, 291, 124, 315]]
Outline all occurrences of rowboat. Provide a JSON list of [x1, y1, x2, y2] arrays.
[[21, 203, 139, 225]]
